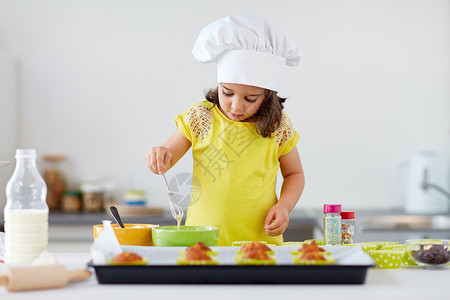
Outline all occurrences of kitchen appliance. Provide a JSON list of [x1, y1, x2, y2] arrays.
[[400, 151, 450, 214]]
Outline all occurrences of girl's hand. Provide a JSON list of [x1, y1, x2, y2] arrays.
[[146, 146, 173, 174], [264, 202, 290, 236], [145, 129, 192, 175]]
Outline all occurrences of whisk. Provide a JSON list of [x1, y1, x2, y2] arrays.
[[162, 174, 184, 228]]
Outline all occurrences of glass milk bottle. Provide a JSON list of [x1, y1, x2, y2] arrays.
[[4, 149, 49, 264]]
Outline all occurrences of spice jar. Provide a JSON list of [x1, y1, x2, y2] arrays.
[[61, 190, 82, 212], [42, 155, 67, 211], [341, 211, 355, 244], [80, 181, 103, 212], [323, 204, 342, 246]]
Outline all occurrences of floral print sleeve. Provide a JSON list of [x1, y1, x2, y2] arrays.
[[275, 113, 300, 157], [175, 101, 214, 144]]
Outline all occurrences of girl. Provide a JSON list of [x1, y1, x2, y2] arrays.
[[146, 15, 305, 246]]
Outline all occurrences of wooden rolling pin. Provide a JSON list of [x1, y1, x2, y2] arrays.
[[0, 264, 91, 292]]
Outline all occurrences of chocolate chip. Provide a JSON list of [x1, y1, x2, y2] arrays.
[[412, 245, 450, 265]]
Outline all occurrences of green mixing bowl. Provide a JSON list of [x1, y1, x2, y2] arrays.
[[152, 226, 219, 247]]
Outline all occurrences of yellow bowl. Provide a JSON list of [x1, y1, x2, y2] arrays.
[[93, 223, 158, 246]]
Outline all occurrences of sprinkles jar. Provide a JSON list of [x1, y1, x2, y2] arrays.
[[323, 204, 342, 246], [341, 211, 355, 244]]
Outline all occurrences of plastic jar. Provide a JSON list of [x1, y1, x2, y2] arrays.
[[61, 190, 82, 212], [323, 204, 342, 246], [124, 189, 147, 206], [341, 211, 355, 244], [80, 181, 103, 212]]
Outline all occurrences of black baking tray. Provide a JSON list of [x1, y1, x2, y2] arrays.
[[88, 263, 373, 284]]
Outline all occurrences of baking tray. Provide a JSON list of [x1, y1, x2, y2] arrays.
[[89, 263, 371, 284], [89, 246, 375, 285]]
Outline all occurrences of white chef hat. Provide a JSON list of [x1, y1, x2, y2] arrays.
[[192, 15, 301, 92]]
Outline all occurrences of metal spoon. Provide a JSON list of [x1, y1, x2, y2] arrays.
[[109, 205, 125, 228]]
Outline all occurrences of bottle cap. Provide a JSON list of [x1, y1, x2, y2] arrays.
[[341, 211, 355, 219], [323, 204, 342, 214], [15, 149, 37, 158]]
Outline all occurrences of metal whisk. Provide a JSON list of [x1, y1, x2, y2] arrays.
[[162, 174, 184, 228]]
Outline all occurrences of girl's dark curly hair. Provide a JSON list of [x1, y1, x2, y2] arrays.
[[204, 87, 287, 138]]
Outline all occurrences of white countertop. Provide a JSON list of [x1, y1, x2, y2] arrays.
[[1, 252, 448, 300]]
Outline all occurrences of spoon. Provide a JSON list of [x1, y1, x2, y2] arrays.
[[109, 205, 125, 228]]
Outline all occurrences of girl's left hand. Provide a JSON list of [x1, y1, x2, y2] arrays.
[[264, 203, 290, 236]]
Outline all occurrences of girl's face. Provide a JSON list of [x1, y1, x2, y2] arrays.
[[218, 83, 266, 122]]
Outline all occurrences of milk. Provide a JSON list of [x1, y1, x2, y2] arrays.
[[4, 209, 48, 264], [4, 149, 48, 265]]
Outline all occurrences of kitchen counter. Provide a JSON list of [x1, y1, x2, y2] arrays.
[[0, 252, 447, 300], [311, 208, 450, 242], [1, 210, 316, 243], [45, 209, 315, 226], [2, 208, 449, 245]]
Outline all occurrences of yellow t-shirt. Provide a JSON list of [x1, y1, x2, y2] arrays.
[[175, 101, 299, 246]]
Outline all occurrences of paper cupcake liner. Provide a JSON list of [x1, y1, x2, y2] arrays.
[[179, 249, 219, 256], [401, 251, 418, 266], [302, 239, 326, 246], [383, 244, 405, 249], [292, 255, 336, 265], [366, 249, 403, 269], [106, 258, 149, 266], [291, 250, 332, 256], [281, 241, 305, 247], [235, 254, 276, 265], [236, 250, 275, 256], [406, 239, 446, 245], [175, 256, 220, 265], [358, 242, 401, 251]]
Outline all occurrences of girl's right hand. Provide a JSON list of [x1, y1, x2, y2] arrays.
[[146, 146, 173, 174]]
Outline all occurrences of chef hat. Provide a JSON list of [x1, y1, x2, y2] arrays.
[[192, 15, 301, 92]]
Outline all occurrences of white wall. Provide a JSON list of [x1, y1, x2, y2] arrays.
[[0, 0, 449, 211], [0, 50, 17, 199]]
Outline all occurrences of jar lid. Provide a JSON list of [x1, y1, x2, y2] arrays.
[[124, 189, 146, 201], [80, 183, 103, 192], [43, 154, 66, 162], [324, 204, 341, 214], [63, 190, 82, 197], [125, 189, 146, 197], [341, 211, 355, 219]]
